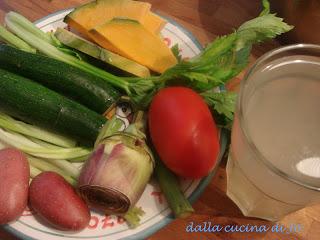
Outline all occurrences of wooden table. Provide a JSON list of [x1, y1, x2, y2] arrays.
[[0, 1, 319, 239]]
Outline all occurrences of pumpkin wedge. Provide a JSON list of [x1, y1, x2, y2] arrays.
[[89, 18, 177, 73], [64, 0, 165, 38], [144, 13, 167, 35], [65, 0, 150, 38]]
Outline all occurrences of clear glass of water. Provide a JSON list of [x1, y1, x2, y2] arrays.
[[227, 44, 320, 221]]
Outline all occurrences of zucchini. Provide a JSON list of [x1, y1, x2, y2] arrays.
[[0, 44, 121, 114], [0, 68, 106, 145]]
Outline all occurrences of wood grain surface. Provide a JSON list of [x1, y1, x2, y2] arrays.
[[0, 1, 319, 240]]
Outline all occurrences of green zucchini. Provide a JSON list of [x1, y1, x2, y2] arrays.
[[0, 44, 121, 114], [0, 68, 106, 145]]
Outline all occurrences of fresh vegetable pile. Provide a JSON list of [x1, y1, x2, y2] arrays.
[[0, 0, 292, 232]]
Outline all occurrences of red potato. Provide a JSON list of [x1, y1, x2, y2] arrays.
[[0, 148, 29, 224], [149, 87, 220, 178], [29, 172, 90, 231]]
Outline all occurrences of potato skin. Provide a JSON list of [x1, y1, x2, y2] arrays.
[[29, 172, 90, 231], [0, 148, 29, 224]]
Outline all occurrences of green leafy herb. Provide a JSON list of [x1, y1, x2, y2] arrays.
[[236, 13, 293, 51], [160, 7, 293, 92], [260, 0, 271, 16], [201, 91, 238, 128], [171, 43, 182, 62]]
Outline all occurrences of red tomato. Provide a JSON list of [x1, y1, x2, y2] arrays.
[[148, 87, 220, 178]]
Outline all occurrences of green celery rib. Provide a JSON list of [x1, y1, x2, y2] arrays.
[[0, 25, 36, 53], [0, 113, 76, 148], [154, 155, 194, 218], [67, 155, 89, 162], [0, 127, 90, 159], [5, 12, 54, 45], [28, 156, 76, 185], [46, 158, 80, 179], [5, 12, 156, 106], [30, 165, 42, 178], [5, 12, 130, 93]]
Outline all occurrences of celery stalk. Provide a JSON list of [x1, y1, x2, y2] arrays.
[[0, 25, 36, 53], [4, 12, 155, 105], [28, 156, 76, 185], [0, 127, 90, 159], [0, 113, 76, 148], [30, 165, 42, 178], [46, 159, 80, 179], [154, 156, 194, 218], [5, 12, 54, 45], [4, 5, 293, 111], [67, 155, 89, 162]]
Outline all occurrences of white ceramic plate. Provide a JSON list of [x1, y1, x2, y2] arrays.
[[4, 9, 228, 240]]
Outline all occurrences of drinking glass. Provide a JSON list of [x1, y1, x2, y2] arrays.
[[227, 44, 320, 221]]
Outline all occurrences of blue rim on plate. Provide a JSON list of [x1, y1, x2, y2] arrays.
[[3, 8, 228, 240]]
